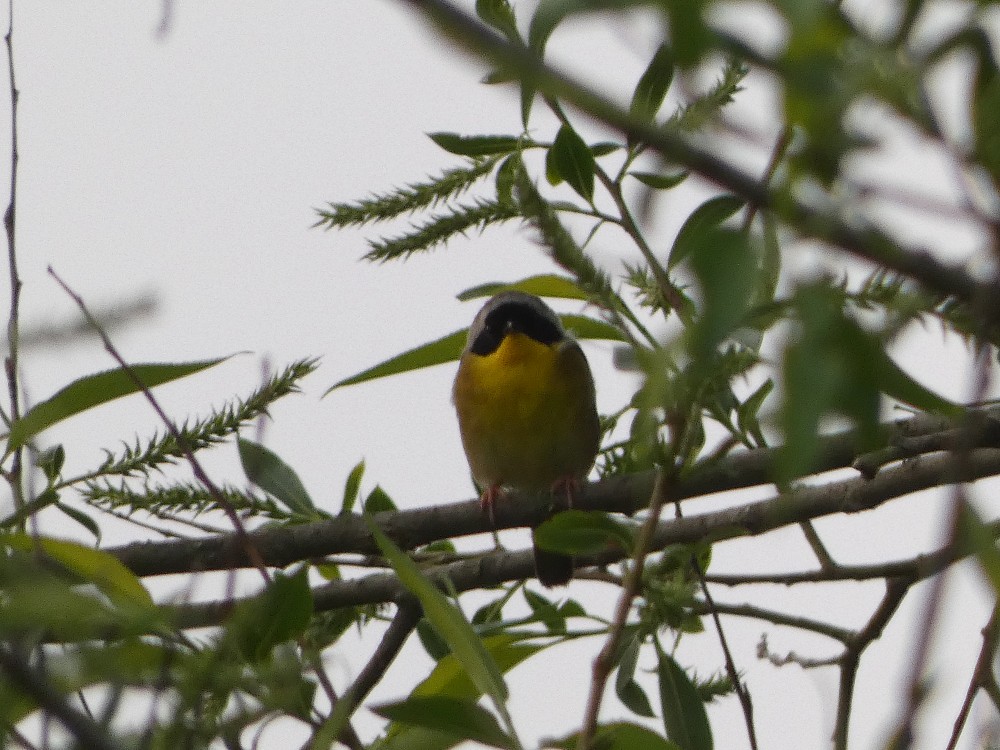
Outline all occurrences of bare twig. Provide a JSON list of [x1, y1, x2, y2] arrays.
[[0, 646, 122, 750], [3, 0, 22, 512], [47, 267, 272, 583], [578, 469, 670, 750], [946, 606, 1000, 750]]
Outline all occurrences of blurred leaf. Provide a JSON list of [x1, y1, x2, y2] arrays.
[[365, 485, 398, 513], [4, 534, 152, 608], [955, 503, 1000, 595], [325, 329, 467, 392], [367, 519, 509, 707], [55, 500, 101, 542], [687, 228, 756, 358], [37, 444, 65, 481], [591, 141, 622, 157], [341, 459, 366, 515], [428, 132, 520, 156], [238, 438, 317, 517], [523, 588, 566, 633], [418, 619, 452, 661], [382, 635, 545, 750], [631, 44, 675, 122], [6, 357, 229, 454], [476, 0, 519, 40], [458, 274, 589, 302], [974, 47, 1000, 185], [550, 722, 681, 749], [668, 195, 744, 269], [561, 314, 627, 342], [495, 154, 520, 206], [375, 696, 515, 749], [224, 568, 313, 662], [630, 170, 688, 190], [781, 284, 961, 479], [616, 633, 655, 717], [657, 642, 713, 750], [736, 379, 773, 448], [549, 124, 596, 202], [534, 510, 634, 555]]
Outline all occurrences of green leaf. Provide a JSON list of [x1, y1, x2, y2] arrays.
[[37, 444, 65, 481], [56, 500, 101, 541], [327, 311, 622, 394], [780, 284, 962, 479], [736, 379, 773, 448], [476, 0, 520, 40], [561, 314, 627, 342], [616, 634, 655, 717], [341, 459, 366, 515], [375, 696, 515, 749], [458, 274, 590, 302], [549, 124, 596, 202], [3, 534, 153, 608], [956, 503, 1000, 595], [534, 510, 634, 556], [366, 518, 510, 707], [523, 588, 566, 633], [550, 722, 681, 750], [657, 642, 713, 750], [418, 619, 452, 661], [428, 132, 520, 156], [630, 170, 689, 190], [631, 44, 675, 121], [238, 437, 317, 517], [224, 568, 313, 661], [591, 142, 622, 157], [495, 154, 521, 207], [687, 228, 756, 358], [325, 329, 467, 393], [668, 195, 745, 269], [364, 485, 397, 513], [5, 357, 229, 454]]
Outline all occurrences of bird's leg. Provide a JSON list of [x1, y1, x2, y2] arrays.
[[480, 483, 503, 526], [550, 476, 580, 511]]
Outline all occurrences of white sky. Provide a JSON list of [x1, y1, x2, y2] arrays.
[[4, 2, 999, 749]]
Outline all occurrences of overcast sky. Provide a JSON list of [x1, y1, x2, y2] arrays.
[[5, 2, 998, 749]]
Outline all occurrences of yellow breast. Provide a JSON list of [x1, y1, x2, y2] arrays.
[[453, 331, 598, 491]]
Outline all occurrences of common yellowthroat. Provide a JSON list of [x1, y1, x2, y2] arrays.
[[452, 291, 600, 586]]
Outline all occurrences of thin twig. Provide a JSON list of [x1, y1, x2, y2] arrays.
[[577, 469, 670, 750], [945, 606, 1000, 750], [0, 646, 122, 750], [3, 0, 22, 512], [46, 267, 272, 583]]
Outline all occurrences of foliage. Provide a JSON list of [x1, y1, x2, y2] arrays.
[[4, 2, 1000, 750]]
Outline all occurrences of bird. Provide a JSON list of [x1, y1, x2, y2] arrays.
[[452, 291, 600, 586]]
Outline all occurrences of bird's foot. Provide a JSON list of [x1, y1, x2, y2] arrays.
[[550, 476, 580, 510], [480, 483, 503, 526]]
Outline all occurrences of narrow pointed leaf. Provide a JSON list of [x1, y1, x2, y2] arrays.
[[3, 534, 153, 608], [375, 696, 515, 749], [428, 132, 520, 156], [668, 196, 744, 269], [550, 722, 681, 749], [341, 460, 366, 515], [534, 510, 634, 555], [238, 437, 316, 516], [366, 518, 509, 706], [657, 643, 713, 750], [630, 170, 688, 190], [550, 125, 595, 202], [325, 329, 467, 392], [6, 357, 229, 453], [630, 44, 675, 121], [458, 275, 589, 302]]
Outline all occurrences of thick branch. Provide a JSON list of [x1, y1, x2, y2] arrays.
[[110, 408, 998, 578], [157, 448, 1000, 632]]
